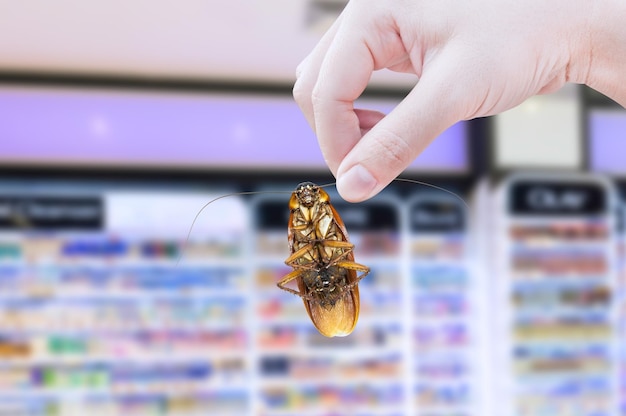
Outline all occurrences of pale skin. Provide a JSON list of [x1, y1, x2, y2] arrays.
[[293, 0, 626, 202]]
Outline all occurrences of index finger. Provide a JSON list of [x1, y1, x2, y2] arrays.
[[293, 15, 343, 133], [312, 21, 376, 174]]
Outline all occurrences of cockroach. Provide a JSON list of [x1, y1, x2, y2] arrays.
[[180, 178, 467, 338], [277, 182, 369, 337]]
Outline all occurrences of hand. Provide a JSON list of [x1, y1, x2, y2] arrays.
[[294, 0, 604, 202]]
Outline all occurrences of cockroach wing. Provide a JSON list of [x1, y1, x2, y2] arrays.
[[298, 269, 361, 337]]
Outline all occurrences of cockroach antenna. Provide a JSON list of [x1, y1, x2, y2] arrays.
[[393, 177, 470, 209], [176, 188, 293, 266]]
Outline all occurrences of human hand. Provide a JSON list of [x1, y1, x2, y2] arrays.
[[293, 0, 596, 202]]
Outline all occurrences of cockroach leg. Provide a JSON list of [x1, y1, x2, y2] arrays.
[[333, 260, 370, 290], [276, 268, 307, 297]]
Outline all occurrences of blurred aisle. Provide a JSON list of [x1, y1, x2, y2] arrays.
[[0, 171, 624, 416]]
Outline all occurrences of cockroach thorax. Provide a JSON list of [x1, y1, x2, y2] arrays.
[[295, 182, 320, 208]]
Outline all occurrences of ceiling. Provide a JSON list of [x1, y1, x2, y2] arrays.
[[0, 0, 415, 88]]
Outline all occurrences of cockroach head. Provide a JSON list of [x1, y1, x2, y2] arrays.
[[295, 182, 320, 207]]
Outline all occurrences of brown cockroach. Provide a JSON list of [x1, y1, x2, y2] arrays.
[[277, 182, 369, 337], [180, 178, 467, 338]]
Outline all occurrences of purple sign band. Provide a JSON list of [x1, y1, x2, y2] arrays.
[[0, 86, 467, 172]]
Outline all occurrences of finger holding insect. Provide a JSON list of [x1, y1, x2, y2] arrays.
[[335, 58, 463, 203]]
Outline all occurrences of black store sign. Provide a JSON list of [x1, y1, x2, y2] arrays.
[[410, 200, 465, 233], [0, 196, 103, 230], [509, 180, 607, 216]]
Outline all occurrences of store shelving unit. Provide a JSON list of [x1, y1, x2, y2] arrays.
[[0, 188, 253, 415], [493, 174, 619, 416], [407, 193, 484, 416]]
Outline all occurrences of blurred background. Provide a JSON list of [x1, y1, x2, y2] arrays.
[[0, 1, 624, 415]]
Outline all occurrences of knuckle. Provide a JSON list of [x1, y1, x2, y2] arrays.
[[292, 77, 309, 106], [310, 84, 325, 110], [371, 128, 413, 170], [310, 83, 336, 115]]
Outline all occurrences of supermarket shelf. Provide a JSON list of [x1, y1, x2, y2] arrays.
[[0, 351, 250, 367]]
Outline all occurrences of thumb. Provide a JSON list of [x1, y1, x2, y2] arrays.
[[336, 51, 469, 202]]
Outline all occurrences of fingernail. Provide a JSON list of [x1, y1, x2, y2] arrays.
[[337, 164, 377, 202]]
